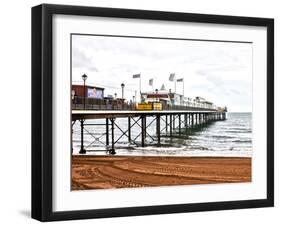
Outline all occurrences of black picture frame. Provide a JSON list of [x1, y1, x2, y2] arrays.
[[31, 4, 274, 222]]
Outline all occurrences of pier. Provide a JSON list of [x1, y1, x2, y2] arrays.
[[72, 109, 226, 155]]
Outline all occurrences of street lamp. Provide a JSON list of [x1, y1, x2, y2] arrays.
[[121, 83, 125, 110], [155, 89, 158, 102], [82, 73, 88, 110], [121, 83, 125, 100]]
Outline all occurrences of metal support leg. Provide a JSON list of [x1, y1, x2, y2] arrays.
[[156, 115, 161, 145], [128, 117, 131, 143], [110, 118, 116, 154], [170, 114, 173, 137], [79, 119, 86, 154], [141, 116, 145, 147], [106, 118, 109, 146], [144, 116, 147, 138], [165, 115, 168, 132], [71, 120, 75, 154], [178, 114, 181, 135]]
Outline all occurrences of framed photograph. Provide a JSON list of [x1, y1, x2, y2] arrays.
[[32, 4, 274, 221]]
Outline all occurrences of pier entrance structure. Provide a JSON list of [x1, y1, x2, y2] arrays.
[[72, 110, 226, 155]]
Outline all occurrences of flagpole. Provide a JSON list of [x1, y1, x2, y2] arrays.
[[182, 78, 185, 105], [139, 76, 142, 102], [183, 78, 185, 98], [133, 73, 142, 103], [169, 73, 176, 94], [149, 78, 154, 92]]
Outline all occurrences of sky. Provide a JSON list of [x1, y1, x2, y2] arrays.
[[72, 34, 252, 112]]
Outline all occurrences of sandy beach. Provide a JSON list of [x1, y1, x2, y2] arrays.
[[71, 155, 251, 190]]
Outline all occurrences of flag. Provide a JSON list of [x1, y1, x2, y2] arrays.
[[133, 73, 141, 78], [169, 73, 175, 81], [160, 84, 165, 90], [177, 78, 183, 82], [149, 79, 153, 86]]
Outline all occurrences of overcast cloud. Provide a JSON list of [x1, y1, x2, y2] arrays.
[[72, 35, 252, 112]]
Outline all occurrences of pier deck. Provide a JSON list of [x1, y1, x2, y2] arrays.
[[72, 109, 219, 120]]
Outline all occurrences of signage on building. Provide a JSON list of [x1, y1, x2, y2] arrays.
[[88, 88, 103, 99]]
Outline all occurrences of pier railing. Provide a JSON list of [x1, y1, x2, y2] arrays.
[[72, 96, 221, 111]]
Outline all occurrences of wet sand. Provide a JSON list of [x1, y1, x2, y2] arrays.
[[72, 155, 251, 190]]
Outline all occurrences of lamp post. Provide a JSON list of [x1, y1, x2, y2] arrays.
[[82, 73, 88, 110], [121, 83, 125, 99], [132, 95, 135, 110], [155, 89, 158, 102], [121, 83, 125, 110]]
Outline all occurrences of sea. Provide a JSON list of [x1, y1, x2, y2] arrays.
[[72, 112, 252, 157]]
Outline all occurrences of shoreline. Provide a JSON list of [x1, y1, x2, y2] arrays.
[[72, 155, 251, 190], [72, 153, 252, 158]]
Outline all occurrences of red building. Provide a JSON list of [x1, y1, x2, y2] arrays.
[[72, 85, 104, 99]]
